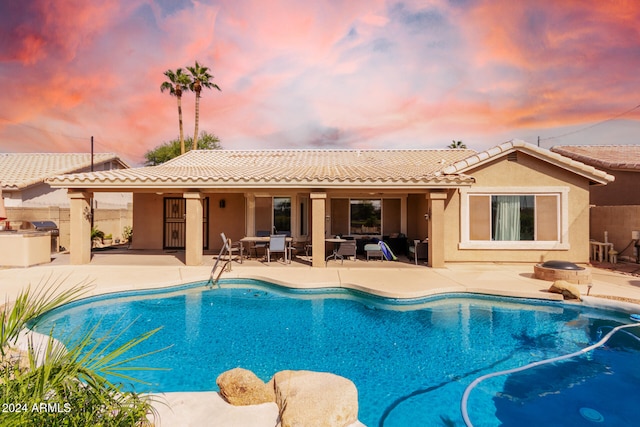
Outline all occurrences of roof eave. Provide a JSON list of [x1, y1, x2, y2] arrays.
[[444, 140, 614, 185]]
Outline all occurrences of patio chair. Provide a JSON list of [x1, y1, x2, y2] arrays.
[[408, 239, 428, 265], [252, 230, 270, 259], [336, 240, 357, 263], [267, 234, 289, 263], [220, 233, 243, 267]]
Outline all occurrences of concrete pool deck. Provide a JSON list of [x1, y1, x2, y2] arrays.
[[2, 252, 640, 426]]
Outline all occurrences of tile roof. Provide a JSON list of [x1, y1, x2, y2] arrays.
[[0, 153, 126, 190], [48, 149, 478, 189], [443, 139, 614, 184], [551, 145, 640, 171]]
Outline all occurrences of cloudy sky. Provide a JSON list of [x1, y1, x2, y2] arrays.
[[1, 0, 639, 164]]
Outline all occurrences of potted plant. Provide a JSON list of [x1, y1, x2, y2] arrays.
[[123, 226, 133, 247], [103, 233, 113, 246], [91, 227, 104, 247]]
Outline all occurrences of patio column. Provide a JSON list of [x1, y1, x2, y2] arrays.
[[184, 192, 203, 266], [311, 192, 326, 268], [68, 190, 92, 265], [427, 191, 447, 268]]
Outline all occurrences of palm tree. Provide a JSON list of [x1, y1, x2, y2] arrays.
[[160, 68, 192, 155], [187, 61, 221, 150], [448, 140, 467, 149]]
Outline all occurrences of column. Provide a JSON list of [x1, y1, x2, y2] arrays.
[[184, 192, 203, 266], [68, 191, 92, 265], [427, 191, 447, 268], [311, 192, 326, 268]]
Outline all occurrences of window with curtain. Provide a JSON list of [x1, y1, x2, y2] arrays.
[[469, 194, 558, 242], [491, 195, 534, 241]]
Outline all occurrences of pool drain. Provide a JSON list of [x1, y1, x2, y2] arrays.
[[579, 407, 604, 423]]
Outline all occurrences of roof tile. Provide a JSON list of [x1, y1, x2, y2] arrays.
[[551, 145, 640, 171], [48, 149, 477, 188], [1, 153, 125, 190]]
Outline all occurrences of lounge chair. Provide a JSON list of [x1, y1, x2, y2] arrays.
[[267, 234, 289, 263]]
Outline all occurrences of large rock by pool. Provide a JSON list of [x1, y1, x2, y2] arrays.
[[271, 370, 359, 427], [216, 367, 275, 406], [216, 368, 360, 427]]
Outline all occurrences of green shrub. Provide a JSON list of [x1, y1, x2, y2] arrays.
[[1, 280, 164, 427], [91, 227, 105, 240]]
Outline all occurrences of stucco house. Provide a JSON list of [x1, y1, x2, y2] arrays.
[[550, 145, 640, 261], [0, 153, 131, 208], [48, 140, 613, 267], [550, 145, 640, 206]]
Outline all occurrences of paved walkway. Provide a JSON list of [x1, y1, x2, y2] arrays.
[[2, 252, 640, 426]]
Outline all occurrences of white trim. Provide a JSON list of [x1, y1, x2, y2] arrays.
[[459, 186, 570, 250]]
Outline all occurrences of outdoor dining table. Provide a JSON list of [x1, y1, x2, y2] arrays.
[[325, 238, 347, 263], [239, 236, 293, 263]]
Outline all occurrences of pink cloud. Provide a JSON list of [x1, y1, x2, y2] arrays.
[[1, 0, 639, 163]]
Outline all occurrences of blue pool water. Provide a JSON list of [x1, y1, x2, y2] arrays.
[[32, 280, 640, 426]]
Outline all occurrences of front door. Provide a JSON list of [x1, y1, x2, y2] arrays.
[[163, 197, 209, 249]]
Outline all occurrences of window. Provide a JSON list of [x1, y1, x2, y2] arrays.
[[274, 197, 291, 234], [350, 199, 381, 235], [255, 196, 291, 235], [491, 195, 534, 241], [461, 187, 568, 250]]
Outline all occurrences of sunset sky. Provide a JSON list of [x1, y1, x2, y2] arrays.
[[1, 0, 639, 165]]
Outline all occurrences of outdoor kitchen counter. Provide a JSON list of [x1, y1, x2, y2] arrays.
[[0, 231, 51, 267]]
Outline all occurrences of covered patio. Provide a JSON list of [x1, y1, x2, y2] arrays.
[[49, 148, 477, 268]]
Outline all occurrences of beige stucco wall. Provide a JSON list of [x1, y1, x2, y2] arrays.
[[207, 193, 245, 251], [0, 232, 51, 267], [132, 193, 166, 250], [132, 192, 246, 251], [444, 153, 592, 263], [407, 194, 429, 241], [590, 205, 640, 260]]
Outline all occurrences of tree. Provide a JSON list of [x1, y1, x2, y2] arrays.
[[187, 61, 221, 151], [160, 68, 192, 155], [144, 131, 222, 166], [448, 140, 467, 149]]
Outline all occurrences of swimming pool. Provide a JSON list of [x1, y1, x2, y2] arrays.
[[32, 280, 640, 426]]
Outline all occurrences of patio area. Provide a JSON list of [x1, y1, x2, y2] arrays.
[[2, 248, 640, 306]]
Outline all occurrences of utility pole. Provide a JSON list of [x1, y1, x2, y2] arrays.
[[90, 136, 94, 229]]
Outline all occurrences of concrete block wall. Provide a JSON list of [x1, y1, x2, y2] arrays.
[[590, 205, 640, 261]]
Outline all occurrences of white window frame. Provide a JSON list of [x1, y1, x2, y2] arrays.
[[459, 186, 569, 250]]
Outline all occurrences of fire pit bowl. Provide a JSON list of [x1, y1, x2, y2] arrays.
[[534, 260, 591, 284]]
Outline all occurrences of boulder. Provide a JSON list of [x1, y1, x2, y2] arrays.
[[548, 280, 581, 300], [272, 370, 358, 427], [216, 367, 275, 406]]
